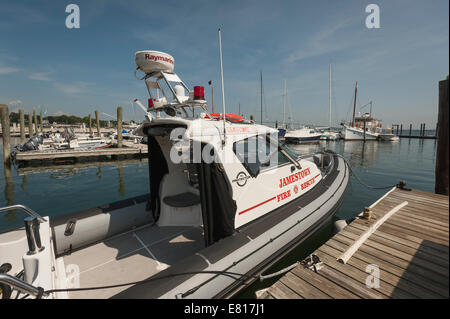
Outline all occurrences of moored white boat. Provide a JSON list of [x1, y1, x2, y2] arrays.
[[379, 133, 399, 141], [320, 131, 341, 141], [284, 127, 322, 143], [0, 47, 349, 299], [343, 125, 379, 141], [343, 83, 382, 141]]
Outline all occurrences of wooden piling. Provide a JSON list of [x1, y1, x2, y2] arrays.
[[422, 123, 426, 136], [0, 104, 11, 164], [409, 124, 412, 137], [28, 113, 34, 137], [33, 110, 38, 135], [117, 106, 123, 148], [435, 78, 449, 195], [400, 124, 403, 136], [39, 115, 43, 133], [19, 109, 25, 142], [88, 114, 93, 136], [95, 110, 101, 137]]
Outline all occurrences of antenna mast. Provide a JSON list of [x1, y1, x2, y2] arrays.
[[352, 81, 358, 127], [260, 71, 263, 125], [218, 28, 226, 145], [283, 80, 286, 128], [329, 64, 332, 129]]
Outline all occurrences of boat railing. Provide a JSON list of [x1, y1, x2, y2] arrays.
[[0, 273, 48, 298], [0, 205, 46, 223]]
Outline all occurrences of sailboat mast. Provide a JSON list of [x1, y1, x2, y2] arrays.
[[260, 71, 263, 125], [352, 81, 358, 127], [218, 28, 226, 145], [283, 80, 286, 128], [329, 64, 332, 129]]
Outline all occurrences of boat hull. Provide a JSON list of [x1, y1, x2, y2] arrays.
[[344, 126, 378, 141], [379, 134, 399, 141], [114, 153, 349, 299], [285, 135, 321, 143]]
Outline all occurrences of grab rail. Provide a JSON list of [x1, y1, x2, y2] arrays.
[[0, 205, 46, 223], [0, 273, 48, 298]]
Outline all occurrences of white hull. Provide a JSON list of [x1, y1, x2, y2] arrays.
[[379, 134, 399, 141], [344, 126, 379, 141], [285, 128, 322, 143]]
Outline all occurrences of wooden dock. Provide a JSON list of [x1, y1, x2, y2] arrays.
[[258, 187, 449, 299], [13, 141, 147, 164]]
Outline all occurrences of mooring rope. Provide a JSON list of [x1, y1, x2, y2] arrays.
[[334, 153, 398, 190]]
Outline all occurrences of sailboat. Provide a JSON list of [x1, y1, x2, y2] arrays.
[[343, 83, 381, 141], [0, 41, 349, 299], [320, 65, 341, 141], [277, 80, 288, 138]]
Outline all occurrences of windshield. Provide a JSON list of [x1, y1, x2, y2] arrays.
[[280, 142, 299, 160]]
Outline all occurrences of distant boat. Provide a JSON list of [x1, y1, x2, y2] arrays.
[[379, 134, 399, 141], [343, 82, 381, 141], [285, 127, 322, 143], [379, 128, 399, 141], [320, 131, 340, 140]]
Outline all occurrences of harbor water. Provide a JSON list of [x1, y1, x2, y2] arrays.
[[0, 136, 437, 297]]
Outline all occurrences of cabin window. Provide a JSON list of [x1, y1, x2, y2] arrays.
[[233, 135, 290, 177]]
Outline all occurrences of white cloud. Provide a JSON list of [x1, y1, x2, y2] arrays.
[[28, 72, 53, 81], [0, 66, 19, 74], [54, 82, 90, 95]]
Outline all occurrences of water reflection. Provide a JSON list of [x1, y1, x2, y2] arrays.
[[2, 163, 15, 223], [287, 140, 382, 169], [21, 174, 28, 191], [117, 164, 125, 196]]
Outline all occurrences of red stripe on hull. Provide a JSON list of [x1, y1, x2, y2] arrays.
[[238, 197, 276, 215]]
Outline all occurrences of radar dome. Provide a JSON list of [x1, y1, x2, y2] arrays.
[[135, 50, 175, 74]]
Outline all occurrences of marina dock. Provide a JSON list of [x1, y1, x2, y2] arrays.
[[258, 187, 449, 299], [13, 140, 148, 165]]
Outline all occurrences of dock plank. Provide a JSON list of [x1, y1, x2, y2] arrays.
[[323, 242, 449, 298], [279, 271, 331, 299], [289, 267, 360, 299], [348, 223, 449, 262], [258, 187, 449, 299]]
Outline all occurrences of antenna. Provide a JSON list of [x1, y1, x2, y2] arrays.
[[283, 80, 286, 128], [329, 64, 332, 129], [218, 28, 226, 146]]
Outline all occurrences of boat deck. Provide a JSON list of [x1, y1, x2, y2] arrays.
[[258, 187, 449, 299], [59, 224, 204, 298]]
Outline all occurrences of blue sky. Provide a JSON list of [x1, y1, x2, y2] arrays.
[[0, 0, 448, 127]]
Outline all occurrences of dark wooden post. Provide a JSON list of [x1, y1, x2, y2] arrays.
[[435, 78, 449, 195], [19, 109, 25, 142], [28, 113, 33, 137], [422, 123, 426, 136], [117, 106, 123, 148], [409, 124, 412, 137], [33, 110, 38, 134], [400, 124, 403, 136], [0, 104, 11, 164], [363, 118, 366, 141], [95, 110, 101, 137], [88, 114, 93, 136], [39, 115, 43, 133]]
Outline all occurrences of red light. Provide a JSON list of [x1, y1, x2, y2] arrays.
[[193, 86, 205, 100], [148, 98, 154, 107]]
